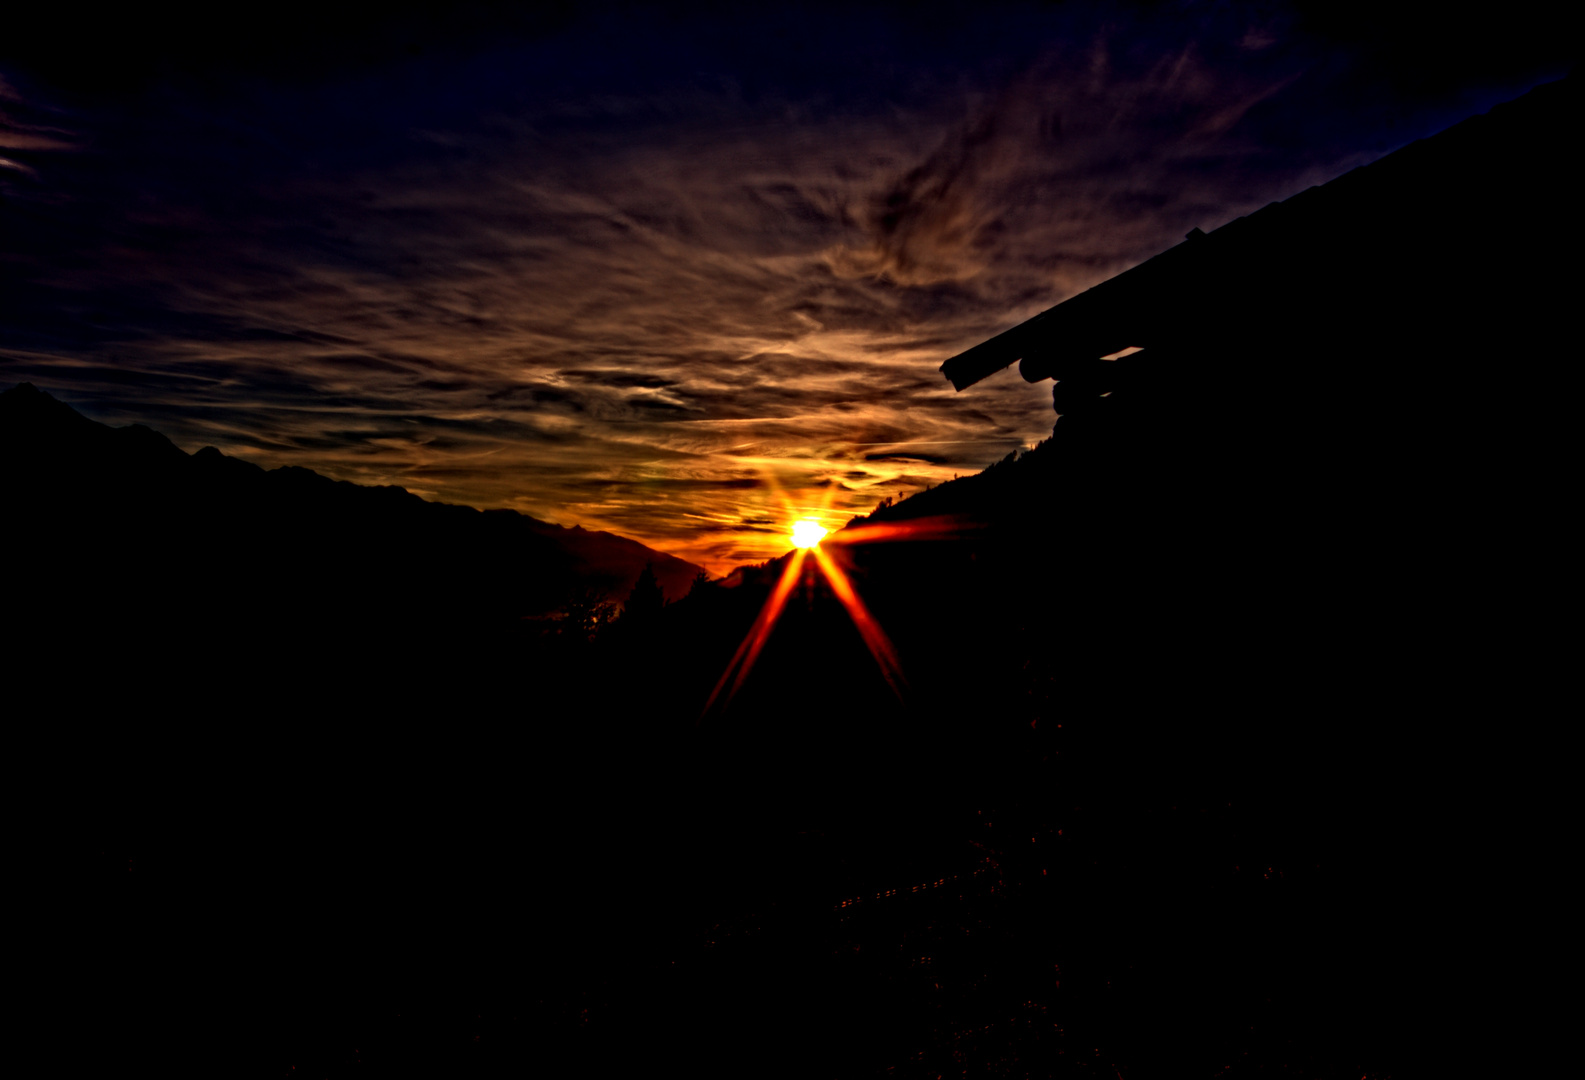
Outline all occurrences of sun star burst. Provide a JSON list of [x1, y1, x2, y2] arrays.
[[790, 519, 828, 548]]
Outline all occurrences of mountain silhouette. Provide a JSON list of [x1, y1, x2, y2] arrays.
[[2, 380, 703, 702]]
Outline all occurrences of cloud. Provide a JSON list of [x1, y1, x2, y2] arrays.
[[2, 5, 1557, 573], [824, 41, 1309, 293]]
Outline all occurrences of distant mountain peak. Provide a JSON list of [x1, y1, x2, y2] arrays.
[[1, 380, 97, 429], [3, 381, 706, 608]]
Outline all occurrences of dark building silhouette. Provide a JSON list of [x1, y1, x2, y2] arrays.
[[919, 76, 1574, 716], [943, 76, 1575, 398]]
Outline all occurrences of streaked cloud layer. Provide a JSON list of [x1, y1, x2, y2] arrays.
[[1, 4, 1565, 571]]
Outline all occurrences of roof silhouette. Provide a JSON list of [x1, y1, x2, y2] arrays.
[[942, 76, 1575, 398]]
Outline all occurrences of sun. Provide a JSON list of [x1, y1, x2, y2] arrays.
[[790, 519, 828, 549], [705, 512, 918, 716]]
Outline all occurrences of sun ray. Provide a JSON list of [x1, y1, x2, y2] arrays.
[[826, 514, 983, 547], [753, 460, 846, 538], [703, 546, 808, 715], [811, 543, 907, 701], [703, 508, 935, 716], [756, 465, 800, 523]]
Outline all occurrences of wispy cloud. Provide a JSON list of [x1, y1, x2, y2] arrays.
[[1, 6, 1550, 572]]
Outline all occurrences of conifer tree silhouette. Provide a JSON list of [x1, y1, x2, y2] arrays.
[[624, 562, 665, 621], [686, 569, 712, 598]]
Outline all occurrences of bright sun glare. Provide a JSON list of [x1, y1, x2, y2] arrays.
[[790, 519, 828, 549]]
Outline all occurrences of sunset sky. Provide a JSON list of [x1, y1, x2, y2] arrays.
[[1, 2, 1568, 573]]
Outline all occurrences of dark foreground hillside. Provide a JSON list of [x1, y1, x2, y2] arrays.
[[2, 380, 702, 701], [11, 384, 1498, 1080]]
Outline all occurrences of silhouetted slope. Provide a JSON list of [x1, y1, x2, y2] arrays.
[[1, 381, 702, 660], [845, 77, 1577, 720], [547, 521, 700, 606]]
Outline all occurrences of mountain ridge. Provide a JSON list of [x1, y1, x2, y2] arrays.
[[1, 380, 704, 612]]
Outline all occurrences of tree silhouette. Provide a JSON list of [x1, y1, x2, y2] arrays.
[[624, 562, 665, 622], [686, 569, 713, 598]]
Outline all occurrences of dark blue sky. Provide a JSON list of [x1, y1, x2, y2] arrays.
[[2, 2, 1571, 569]]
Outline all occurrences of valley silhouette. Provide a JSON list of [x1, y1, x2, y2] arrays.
[[9, 74, 1572, 1080]]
